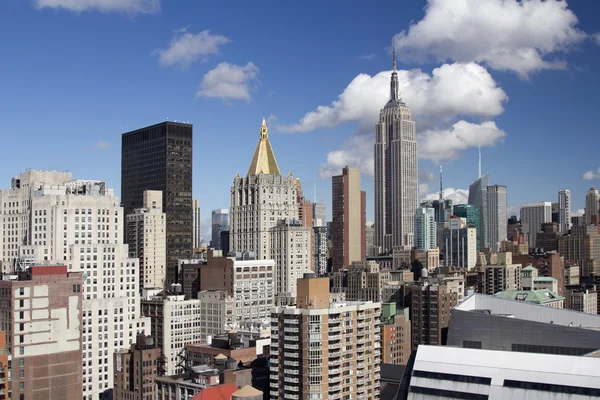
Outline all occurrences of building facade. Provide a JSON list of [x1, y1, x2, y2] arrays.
[[141, 292, 202, 376], [313, 225, 328, 276], [558, 189, 572, 233], [126, 190, 167, 291], [270, 275, 381, 400], [121, 122, 193, 285], [486, 184, 507, 252], [210, 209, 229, 250], [565, 285, 598, 314], [192, 200, 201, 250], [520, 202, 553, 250], [7, 177, 150, 399], [229, 120, 299, 259], [414, 206, 436, 250], [468, 173, 490, 251], [441, 217, 477, 270], [484, 264, 522, 295], [558, 225, 600, 277], [114, 335, 162, 400], [269, 219, 311, 295], [585, 187, 600, 225], [0, 265, 83, 400], [453, 204, 481, 252], [332, 167, 366, 271], [374, 52, 418, 253], [381, 303, 411, 365]]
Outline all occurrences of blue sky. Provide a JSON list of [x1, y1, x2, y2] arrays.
[[1, 0, 600, 240]]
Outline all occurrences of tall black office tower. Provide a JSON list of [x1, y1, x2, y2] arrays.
[[122, 122, 193, 286]]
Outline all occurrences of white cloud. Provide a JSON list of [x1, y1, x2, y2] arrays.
[[419, 121, 506, 162], [319, 135, 373, 178], [583, 168, 600, 180], [358, 53, 377, 61], [393, 0, 587, 78], [594, 33, 600, 46], [33, 0, 159, 14], [196, 62, 259, 102], [507, 205, 521, 217], [85, 140, 110, 152], [423, 188, 469, 205], [154, 29, 230, 68], [278, 63, 507, 134], [572, 209, 584, 217]]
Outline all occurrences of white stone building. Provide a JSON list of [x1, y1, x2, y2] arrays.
[[126, 190, 166, 290], [585, 187, 600, 226], [141, 291, 202, 376], [197, 289, 235, 341], [558, 189, 572, 233], [520, 202, 552, 250], [269, 218, 311, 296], [229, 119, 300, 261], [487, 184, 507, 252], [415, 206, 436, 250], [4, 175, 149, 399]]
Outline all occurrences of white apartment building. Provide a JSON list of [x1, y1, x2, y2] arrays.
[[141, 291, 202, 376], [269, 218, 311, 296], [6, 176, 150, 400], [126, 190, 166, 290], [520, 202, 552, 249], [558, 189, 572, 233], [443, 217, 477, 271], [197, 289, 235, 341], [0, 170, 73, 272]]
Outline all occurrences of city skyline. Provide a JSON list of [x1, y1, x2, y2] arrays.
[[1, 0, 600, 239]]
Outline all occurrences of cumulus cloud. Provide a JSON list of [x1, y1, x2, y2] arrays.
[[572, 209, 584, 217], [419, 121, 506, 162], [85, 140, 110, 152], [153, 29, 230, 68], [583, 168, 600, 180], [393, 0, 587, 79], [423, 188, 469, 205], [358, 53, 377, 61], [319, 135, 373, 178], [278, 63, 507, 134], [196, 62, 259, 102], [594, 33, 600, 46], [33, 0, 159, 14]]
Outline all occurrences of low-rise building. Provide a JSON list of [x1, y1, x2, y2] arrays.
[[114, 335, 162, 400], [494, 289, 564, 308], [565, 285, 598, 314]]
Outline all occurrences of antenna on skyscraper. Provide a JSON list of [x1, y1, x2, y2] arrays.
[[439, 164, 443, 202], [478, 145, 482, 179]]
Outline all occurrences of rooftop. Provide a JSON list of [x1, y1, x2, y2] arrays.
[[494, 289, 564, 304], [456, 294, 600, 329], [247, 119, 280, 176], [190, 384, 238, 400]]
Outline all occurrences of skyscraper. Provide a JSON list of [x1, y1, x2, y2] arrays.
[[332, 167, 366, 271], [211, 209, 229, 250], [192, 199, 201, 249], [585, 187, 599, 225], [313, 200, 327, 227], [374, 50, 418, 253], [558, 190, 572, 233], [520, 202, 553, 250], [453, 204, 481, 251], [229, 119, 299, 260], [415, 206, 436, 250], [5, 175, 150, 399], [121, 122, 193, 285], [468, 173, 490, 250], [487, 184, 507, 252]]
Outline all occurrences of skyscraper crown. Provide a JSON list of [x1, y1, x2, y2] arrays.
[[247, 118, 281, 176]]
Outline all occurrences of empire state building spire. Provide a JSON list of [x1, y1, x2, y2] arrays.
[[386, 46, 403, 108]]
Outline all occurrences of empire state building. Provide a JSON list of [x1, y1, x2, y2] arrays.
[[374, 51, 418, 253]]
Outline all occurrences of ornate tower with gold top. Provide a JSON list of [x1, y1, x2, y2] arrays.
[[230, 119, 312, 296]]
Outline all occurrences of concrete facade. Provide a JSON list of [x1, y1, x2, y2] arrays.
[[414, 206, 436, 250], [0, 265, 83, 400], [332, 167, 366, 271], [448, 294, 600, 355], [269, 219, 312, 296], [486, 184, 507, 252], [558, 189, 572, 233], [520, 202, 552, 250], [126, 190, 167, 291]]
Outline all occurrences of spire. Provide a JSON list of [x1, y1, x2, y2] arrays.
[[439, 164, 443, 202], [478, 146, 482, 179], [388, 42, 401, 104], [247, 118, 281, 176]]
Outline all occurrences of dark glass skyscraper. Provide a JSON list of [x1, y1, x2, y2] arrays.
[[121, 121, 193, 286], [468, 173, 489, 251]]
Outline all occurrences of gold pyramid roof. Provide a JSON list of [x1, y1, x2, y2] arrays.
[[247, 118, 280, 176]]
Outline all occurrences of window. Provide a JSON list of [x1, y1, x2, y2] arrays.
[[19, 370, 24, 378], [19, 382, 24, 390], [19, 287, 24, 296]]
